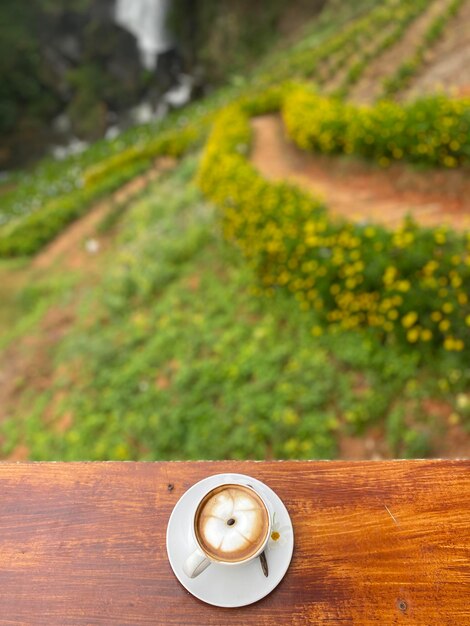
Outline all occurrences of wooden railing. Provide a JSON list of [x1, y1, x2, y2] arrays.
[[0, 460, 468, 625]]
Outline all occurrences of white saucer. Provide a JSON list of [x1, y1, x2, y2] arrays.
[[166, 473, 294, 608]]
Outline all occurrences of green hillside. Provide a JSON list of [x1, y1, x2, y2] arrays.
[[0, 0, 469, 461]]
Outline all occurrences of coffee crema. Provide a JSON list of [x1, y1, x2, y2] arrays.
[[194, 484, 269, 563]]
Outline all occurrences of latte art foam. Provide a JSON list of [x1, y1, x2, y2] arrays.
[[195, 485, 269, 563]]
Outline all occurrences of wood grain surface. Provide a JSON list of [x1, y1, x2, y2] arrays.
[[0, 461, 469, 625]]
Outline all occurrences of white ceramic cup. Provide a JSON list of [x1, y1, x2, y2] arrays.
[[183, 478, 272, 578]]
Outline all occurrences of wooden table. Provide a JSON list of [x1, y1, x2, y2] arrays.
[[0, 461, 469, 625]]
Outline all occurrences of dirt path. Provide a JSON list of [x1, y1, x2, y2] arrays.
[[0, 158, 176, 458], [403, 0, 470, 100], [250, 115, 470, 230], [349, 0, 446, 103], [33, 156, 175, 272]]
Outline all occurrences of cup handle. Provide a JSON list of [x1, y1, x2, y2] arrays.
[[183, 547, 211, 578]]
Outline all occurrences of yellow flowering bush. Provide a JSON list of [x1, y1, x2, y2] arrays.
[[198, 89, 470, 361], [282, 88, 354, 154], [283, 84, 470, 168]]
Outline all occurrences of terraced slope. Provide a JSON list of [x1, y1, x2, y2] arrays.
[[403, 0, 470, 99], [2, 159, 468, 461], [1, 0, 469, 462], [2, 0, 467, 258], [350, 0, 448, 102]]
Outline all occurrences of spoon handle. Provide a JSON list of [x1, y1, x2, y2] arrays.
[[259, 550, 269, 577]]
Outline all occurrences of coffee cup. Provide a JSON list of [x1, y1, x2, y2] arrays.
[[183, 479, 272, 578]]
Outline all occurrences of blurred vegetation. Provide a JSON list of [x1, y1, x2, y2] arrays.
[[0, 0, 379, 244], [170, 0, 327, 82], [0, 1, 96, 135], [1, 0, 469, 461], [2, 158, 468, 460], [0, 1, 55, 136], [382, 0, 466, 97], [0, 0, 145, 166], [0, 0, 329, 168]]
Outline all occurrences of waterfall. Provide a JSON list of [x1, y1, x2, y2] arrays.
[[115, 0, 174, 70]]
